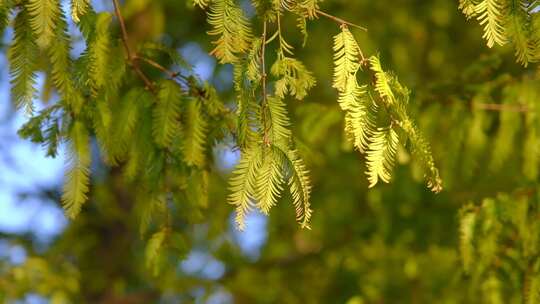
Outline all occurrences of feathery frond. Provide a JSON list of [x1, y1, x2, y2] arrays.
[[26, 0, 60, 48], [400, 119, 443, 192], [62, 121, 91, 219], [145, 229, 166, 276], [365, 127, 399, 188], [207, 0, 252, 63], [8, 10, 38, 114], [271, 56, 316, 100], [475, 0, 507, 48], [332, 26, 361, 92], [153, 80, 183, 147], [247, 38, 263, 83], [344, 91, 377, 153], [87, 13, 112, 94], [193, 0, 209, 8], [369, 56, 395, 105], [71, 0, 90, 23], [506, 1, 537, 66], [48, 8, 84, 113], [266, 96, 292, 147], [183, 99, 208, 167], [459, 0, 479, 19], [228, 146, 262, 230], [283, 148, 312, 229], [256, 147, 285, 214]]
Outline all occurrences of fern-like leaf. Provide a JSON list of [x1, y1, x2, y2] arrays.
[[87, 13, 111, 94], [365, 126, 399, 187], [266, 96, 292, 148], [193, 0, 209, 8], [62, 121, 91, 219], [332, 26, 361, 92], [344, 91, 377, 153], [184, 99, 208, 167], [283, 148, 312, 229], [506, 2, 537, 66], [271, 56, 316, 100], [48, 8, 84, 113], [26, 0, 59, 48], [71, 0, 90, 23], [459, 0, 479, 19], [8, 10, 38, 114], [475, 0, 507, 48], [256, 147, 285, 214], [369, 56, 395, 105], [153, 80, 183, 147], [207, 0, 252, 63], [145, 229, 167, 276], [228, 146, 262, 230], [400, 119, 443, 192]]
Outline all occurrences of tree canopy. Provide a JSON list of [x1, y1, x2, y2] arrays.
[[1, 0, 540, 303]]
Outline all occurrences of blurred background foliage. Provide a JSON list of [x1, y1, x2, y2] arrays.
[[1, 0, 540, 303]]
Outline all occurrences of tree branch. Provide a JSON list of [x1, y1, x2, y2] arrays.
[[111, 0, 155, 92], [315, 9, 368, 32], [474, 102, 529, 113]]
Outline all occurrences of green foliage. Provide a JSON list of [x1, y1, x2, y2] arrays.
[[476, 0, 507, 48], [86, 13, 112, 94], [71, 0, 89, 23], [4, 0, 540, 302], [459, 0, 540, 66], [207, 0, 252, 63], [228, 146, 261, 230], [271, 56, 316, 100], [183, 98, 208, 167], [8, 9, 38, 114], [331, 27, 442, 191], [26, 0, 60, 48], [62, 121, 91, 219], [152, 80, 183, 148]]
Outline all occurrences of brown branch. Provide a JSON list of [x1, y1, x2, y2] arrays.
[[134, 55, 181, 79], [474, 103, 529, 113], [111, 0, 155, 92], [315, 9, 368, 32]]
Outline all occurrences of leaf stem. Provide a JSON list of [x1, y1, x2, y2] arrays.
[[315, 9, 368, 32]]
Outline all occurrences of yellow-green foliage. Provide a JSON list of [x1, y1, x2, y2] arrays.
[[183, 99, 208, 167], [153, 80, 183, 147], [71, 0, 90, 23], [476, 0, 507, 48], [62, 121, 91, 219], [9, 10, 38, 114], [332, 27, 441, 192], [207, 0, 252, 63], [460, 0, 540, 66], [26, 0, 60, 48], [271, 57, 316, 100]]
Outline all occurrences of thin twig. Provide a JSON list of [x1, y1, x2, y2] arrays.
[[474, 103, 529, 113], [261, 20, 268, 104], [135, 56, 181, 79], [315, 9, 368, 32], [261, 19, 270, 146], [111, 0, 155, 92]]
